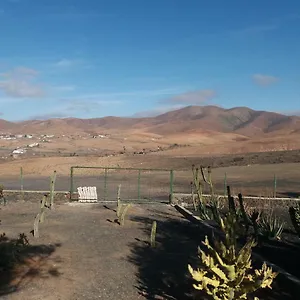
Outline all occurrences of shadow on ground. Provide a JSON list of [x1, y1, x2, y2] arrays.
[[128, 214, 299, 300], [0, 234, 61, 296], [127, 215, 211, 300], [280, 192, 300, 198]]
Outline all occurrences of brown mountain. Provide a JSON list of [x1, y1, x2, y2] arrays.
[[142, 106, 300, 136], [3, 105, 300, 137], [0, 119, 18, 132]]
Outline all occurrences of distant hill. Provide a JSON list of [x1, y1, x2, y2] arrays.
[[1, 105, 300, 137], [0, 119, 17, 132]]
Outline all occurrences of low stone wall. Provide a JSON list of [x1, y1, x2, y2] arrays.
[[2, 190, 72, 204], [172, 193, 300, 209]]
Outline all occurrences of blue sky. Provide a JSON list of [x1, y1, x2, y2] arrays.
[[0, 0, 299, 121]]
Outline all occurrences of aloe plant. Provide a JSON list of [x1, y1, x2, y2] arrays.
[[258, 213, 284, 240]]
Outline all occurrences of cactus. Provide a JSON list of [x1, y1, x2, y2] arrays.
[[192, 165, 203, 207], [190, 181, 198, 212], [209, 198, 222, 226], [114, 184, 132, 225], [49, 170, 57, 209], [33, 213, 40, 238], [238, 193, 251, 234], [250, 210, 261, 240], [39, 195, 47, 223], [227, 186, 236, 216], [188, 213, 278, 299], [119, 204, 131, 226], [201, 166, 214, 196], [192, 165, 220, 220], [289, 204, 300, 238], [33, 194, 50, 238], [150, 221, 157, 248]]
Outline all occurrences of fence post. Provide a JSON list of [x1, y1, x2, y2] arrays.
[[50, 170, 57, 208], [137, 169, 141, 201], [273, 174, 277, 198], [169, 170, 174, 204], [104, 168, 108, 201], [70, 167, 74, 200], [20, 167, 24, 199]]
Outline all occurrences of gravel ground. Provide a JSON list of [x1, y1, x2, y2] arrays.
[[0, 199, 299, 299], [0, 200, 191, 300]]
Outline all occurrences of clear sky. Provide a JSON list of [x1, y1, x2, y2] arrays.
[[0, 0, 299, 121]]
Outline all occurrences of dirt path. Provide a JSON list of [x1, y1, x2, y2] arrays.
[[0, 201, 184, 300]]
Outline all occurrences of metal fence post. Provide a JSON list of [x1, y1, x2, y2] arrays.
[[20, 167, 24, 198], [137, 169, 141, 201], [50, 170, 57, 208], [169, 170, 174, 204], [70, 167, 74, 200], [104, 168, 108, 201]]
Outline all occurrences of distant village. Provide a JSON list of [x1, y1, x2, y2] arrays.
[[0, 133, 55, 157], [0, 133, 111, 158], [0, 131, 183, 160]]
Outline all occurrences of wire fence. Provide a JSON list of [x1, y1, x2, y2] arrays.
[[1, 165, 299, 200], [70, 166, 173, 202]]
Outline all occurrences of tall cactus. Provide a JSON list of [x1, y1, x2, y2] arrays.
[[201, 165, 214, 196], [238, 193, 250, 234], [192, 165, 219, 220], [39, 195, 47, 223], [33, 194, 49, 238], [192, 165, 203, 207], [227, 186, 237, 216]]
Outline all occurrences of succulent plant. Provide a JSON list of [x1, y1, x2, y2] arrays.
[[188, 214, 278, 299]]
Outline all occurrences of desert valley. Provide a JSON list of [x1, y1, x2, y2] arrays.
[[1, 105, 300, 177]]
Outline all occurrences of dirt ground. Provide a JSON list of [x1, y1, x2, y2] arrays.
[[1, 198, 299, 299], [0, 200, 192, 300]]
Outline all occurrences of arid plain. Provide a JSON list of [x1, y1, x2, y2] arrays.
[[0, 105, 300, 196]]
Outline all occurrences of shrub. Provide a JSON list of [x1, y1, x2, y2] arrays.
[[0, 233, 29, 269]]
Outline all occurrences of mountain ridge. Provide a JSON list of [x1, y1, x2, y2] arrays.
[[1, 105, 299, 137]]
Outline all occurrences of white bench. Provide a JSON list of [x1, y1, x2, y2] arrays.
[[77, 186, 98, 202]]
